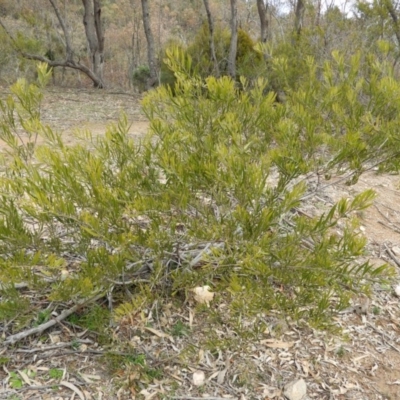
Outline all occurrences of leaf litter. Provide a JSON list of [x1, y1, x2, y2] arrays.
[[1, 89, 400, 399]]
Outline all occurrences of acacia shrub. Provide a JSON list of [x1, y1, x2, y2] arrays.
[[0, 52, 396, 334]]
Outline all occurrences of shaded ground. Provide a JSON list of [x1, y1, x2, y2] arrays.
[[1, 88, 400, 400]]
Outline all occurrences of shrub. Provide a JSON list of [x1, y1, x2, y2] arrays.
[[0, 49, 396, 338], [160, 24, 265, 89], [132, 64, 150, 92]]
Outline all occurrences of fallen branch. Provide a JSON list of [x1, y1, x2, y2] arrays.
[[14, 339, 93, 353], [3, 292, 105, 346]]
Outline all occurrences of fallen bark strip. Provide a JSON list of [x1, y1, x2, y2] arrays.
[[60, 381, 85, 400], [3, 292, 105, 346]]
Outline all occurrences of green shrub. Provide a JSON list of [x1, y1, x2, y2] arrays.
[[132, 64, 150, 92], [160, 24, 265, 89], [0, 49, 396, 338]]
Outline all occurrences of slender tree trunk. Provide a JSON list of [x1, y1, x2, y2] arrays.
[[294, 0, 305, 36], [256, 0, 269, 43], [0, 0, 105, 88], [384, 0, 400, 48], [82, 0, 105, 88], [228, 0, 238, 79], [141, 0, 157, 89], [202, 0, 220, 77], [49, 0, 73, 60]]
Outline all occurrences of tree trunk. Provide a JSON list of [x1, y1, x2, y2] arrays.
[[294, 0, 305, 36], [228, 0, 238, 79], [384, 0, 400, 48], [202, 0, 220, 77], [0, 0, 105, 88], [141, 0, 157, 89], [82, 0, 105, 88], [256, 0, 269, 43]]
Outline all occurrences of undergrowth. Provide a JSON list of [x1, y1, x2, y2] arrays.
[[0, 50, 397, 361]]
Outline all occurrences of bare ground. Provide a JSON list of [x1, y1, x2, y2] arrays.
[[1, 88, 400, 400]]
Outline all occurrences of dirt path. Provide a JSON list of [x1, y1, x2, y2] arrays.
[[0, 87, 150, 149], [327, 171, 400, 399]]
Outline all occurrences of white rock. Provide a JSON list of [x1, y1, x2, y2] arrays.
[[284, 378, 307, 400], [394, 284, 400, 297], [192, 370, 205, 386]]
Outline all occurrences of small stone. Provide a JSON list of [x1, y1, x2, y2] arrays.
[[192, 370, 205, 386], [284, 378, 307, 400]]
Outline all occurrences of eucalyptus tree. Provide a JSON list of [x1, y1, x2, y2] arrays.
[[228, 0, 238, 78], [356, 0, 400, 54], [203, 0, 220, 76], [0, 0, 106, 88], [256, 0, 269, 42], [295, 0, 305, 35], [141, 0, 157, 88]]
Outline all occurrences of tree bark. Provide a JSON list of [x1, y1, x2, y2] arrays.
[[141, 0, 157, 89], [256, 0, 269, 43], [202, 0, 220, 77], [49, 0, 73, 61], [228, 0, 238, 79], [294, 0, 305, 36], [384, 0, 400, 48], [0, 1, 105, 89], [82, 0, 105, 88]]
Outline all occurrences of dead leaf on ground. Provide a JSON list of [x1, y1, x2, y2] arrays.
[[192, 285, 214, 305], [260, 339, 295, 349]]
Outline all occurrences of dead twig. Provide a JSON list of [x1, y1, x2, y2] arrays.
[[378, 220, 400, 234], [171, 397, 234, 400], [384, 243, 400, 268], [3, 292, 105, 346], [14, 339, 94, 353], [374, 203, 391, 222], [366, 321, 400, 354]]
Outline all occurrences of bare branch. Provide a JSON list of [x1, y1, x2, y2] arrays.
[[0, 13, 104, 88], [3, 292, 105, 346], [48, 0, 73, 59]]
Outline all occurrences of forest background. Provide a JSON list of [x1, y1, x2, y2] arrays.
[[0, 0, 392, 91]]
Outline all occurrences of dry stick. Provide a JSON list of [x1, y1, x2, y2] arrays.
[[171, 397, 232, 400], [373, 203, 391, 222], [14, 339, 93, 353], [384, 244, 400, 269], [3, 292, 105, 346], [12, 384, 66, 392], [378, 220, 400, 235], [374, 204, 400, 233], [366, 321, 400, 354]]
